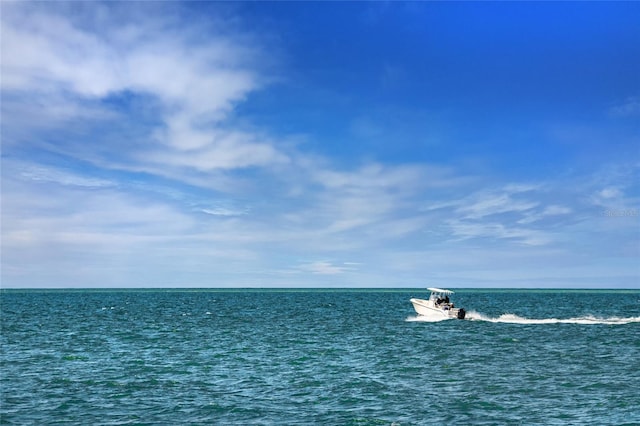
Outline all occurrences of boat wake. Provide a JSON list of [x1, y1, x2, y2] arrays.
[[407, 311, 640, 325], [465, 311, 640, 325], [406, 312, 450, 322]]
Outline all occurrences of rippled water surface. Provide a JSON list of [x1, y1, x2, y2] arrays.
[[2, 289, 639, 425]]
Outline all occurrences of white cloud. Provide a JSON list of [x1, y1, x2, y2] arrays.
[[17, 164, 114, 188], [1, 3, 637, 288], [201, 205, 249, 217], [590, 186, 629, 209], [518, 205, 572, 224], [599, 187, 622, 199], [297, 261, 356, 275], [446, 220, 551, 246], [3, 158, 638, 286], [149, 129, 289, 172], [457, 186, 539, 220], [443, 185, 576, 246], [313, 162, 461, 192], [609, 96, 640, 117], [1, 2, 284, 174], [300, 161, 470, 238]]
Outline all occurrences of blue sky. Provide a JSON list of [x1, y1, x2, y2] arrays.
[[1, 1, 639, 288]]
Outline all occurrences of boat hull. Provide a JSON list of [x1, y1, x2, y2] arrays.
[[410, 298, 465, 319]]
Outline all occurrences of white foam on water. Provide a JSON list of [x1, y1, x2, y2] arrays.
[[405, 312, 450, 322], [465, 310, 640, 325]]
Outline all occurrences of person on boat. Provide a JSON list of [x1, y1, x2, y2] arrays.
[[444, 295, 450, 305]]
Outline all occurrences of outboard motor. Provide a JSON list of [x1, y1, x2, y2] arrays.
[[457, 308, 466, 320]]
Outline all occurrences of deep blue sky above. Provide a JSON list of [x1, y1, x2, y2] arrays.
[[1, 1, 639, 288], [238, 2, 639, 171]]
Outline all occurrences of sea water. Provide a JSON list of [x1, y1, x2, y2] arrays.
[[1, 289, 639, 425]]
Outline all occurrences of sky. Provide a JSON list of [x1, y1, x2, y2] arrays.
[[1, 1, 639, 289]]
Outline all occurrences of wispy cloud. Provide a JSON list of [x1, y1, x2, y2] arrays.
[[200, 204, 250, 217], [1, 2, 638, 288], [1, 2, 283, 178], [297, 261, 358, 275], [458, 192, 539, 220], [16, 164, 114, 188], [609, 96, 640, 118], [518, 205, 572, 225], [446, 220, 551, 246]]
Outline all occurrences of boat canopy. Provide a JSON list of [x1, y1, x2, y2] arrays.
[[427, 287, 454, 294]]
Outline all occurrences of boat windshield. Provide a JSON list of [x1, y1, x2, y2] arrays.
[[428, 288, 454, 305]]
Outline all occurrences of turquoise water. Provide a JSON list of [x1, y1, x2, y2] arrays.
[[1, 289, 639, 425]]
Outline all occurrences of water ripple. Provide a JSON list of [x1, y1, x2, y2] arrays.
[[2, 289, 639, 425]]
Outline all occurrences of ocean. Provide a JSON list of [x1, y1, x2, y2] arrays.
[[1, 289, 639, 425]]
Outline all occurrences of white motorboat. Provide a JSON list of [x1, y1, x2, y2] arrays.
[[410, 287, 466, 319]]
